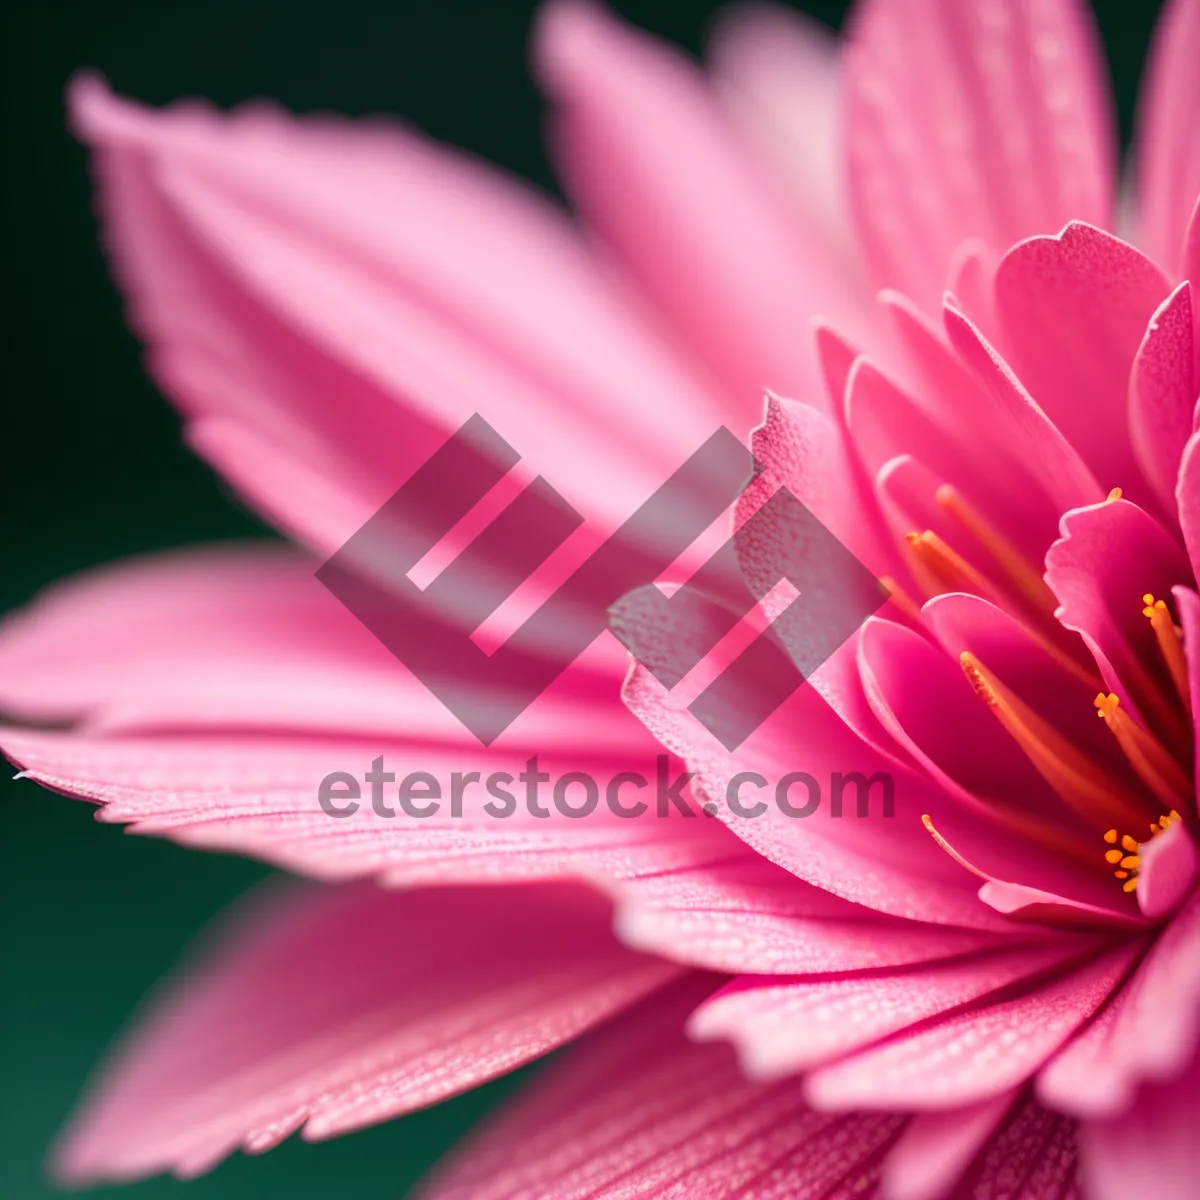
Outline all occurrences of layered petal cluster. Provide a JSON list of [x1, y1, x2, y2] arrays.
[[2, 1, 1198, 1198]]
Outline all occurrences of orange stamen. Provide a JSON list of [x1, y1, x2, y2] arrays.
[[1094, 692, 1191, 809], [936, 485, 1059, 616], [961, 652, 1147, 829], [1102, 811, 1182, 895], [906, 530, 1002, 602], [1142, 595, 1192, 714]]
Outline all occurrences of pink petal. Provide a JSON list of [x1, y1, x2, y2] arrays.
[[857, 617, 1073, 842], [534, 1, 871, 419], [709, 4, 853, 269], [943, 300, 1104, 514], [1130, 282, 1197, 519], [1134, 0, 1200, 276], [1179, 430, 1200, 582], [418, 976, 908, 1200], [1080, 1044, 1200, 1200], [1175, 586, 1200, 771], [1137, 818, 1199, 921], [922, 592, 1134, 799], [805, 943, 1142, 1110], [53, 879, 679, 1183], [610, 854, 1005, 976], [689, 939, 1088, 1081], [880, 1090, 1018, 1200], [1038, 887, 1200, 1118], [69, 74, 728, 554], [1045, 495, 1194, 748], [622, 659, 1011, 932], [994, 222, 1171, 499], [845, 0, 1114, 316]]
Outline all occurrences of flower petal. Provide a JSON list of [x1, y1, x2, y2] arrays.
[[418, 976, 907, 1200], [70, 74, 728, 554], [534, 0, 871, 418], [689, 939, 1088, 1081], [1134, 0, 1200, 276], [805, 943, 1142, 1110], [1129, 282, 1196, 518], [845, 0, 1114, 315], [1080, 1044, 1200, 1200], [880, 1090, 1018, 1200], [0, 548, 745, 892], [1038, 887, 1200, 1118], [53, 879, 678, 1183], [1045, 495, 1194, 749], [709, 4, 853, 268], [994, 222, 1171, 499]]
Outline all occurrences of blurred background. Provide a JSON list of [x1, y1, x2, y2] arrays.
[[0, 1, 1168, 1196]]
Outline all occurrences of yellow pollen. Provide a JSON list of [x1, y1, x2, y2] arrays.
[[1106, 487, 1123, 502], [1101, 811, 1182, 895], [905, 530, 1000, 601], [935, 485, 1059, 616], [1093, 691, 1192, 809], [1142, 594, 1191, 713], [961, 652, 1147, 830]]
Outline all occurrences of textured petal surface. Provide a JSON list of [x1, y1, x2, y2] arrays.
[[418, 976, 907, 1200], [1038, 887, 1200, 1118], [994, 223, 1171, 499], [688, 939, 1087, 1081], [845, 0, 1114, 315], [1129, 281, 1196, 517], [55, 880, 679, 1183], [804, 943, 1141, 1110], [1134, 0, 1200, 275]]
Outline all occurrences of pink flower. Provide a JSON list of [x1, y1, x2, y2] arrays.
[[1, 0, 1197, 1196]]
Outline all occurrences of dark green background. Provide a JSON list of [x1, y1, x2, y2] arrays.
[[0, 1, 1166, 1196]]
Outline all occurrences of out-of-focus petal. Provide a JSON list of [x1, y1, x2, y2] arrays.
[[69, 74, 729, 554], [880, 1090, 1018, 1200], [1080, 1043, 1200, 1200], [845, 0, 1114, 315], [1134, 0, 1200, 276], [54, 879, 679, 1184], [1129, 282, 1196, 518], [417, 976, 906, 1200], [534, 0, 872, 418], [709, 4, 854, 268], [994, 223, 1171, 501]]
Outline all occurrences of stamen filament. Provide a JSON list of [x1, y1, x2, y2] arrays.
[[1094, 692, 1192, 809], [936, 485, 1059, 616], [905, 530, 1002, 602], [1143, 595, 1192, 714], [961, 651, 1148, 830]]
